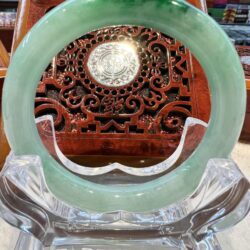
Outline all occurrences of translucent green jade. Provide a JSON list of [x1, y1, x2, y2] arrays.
[[3, 0, 246, 212]]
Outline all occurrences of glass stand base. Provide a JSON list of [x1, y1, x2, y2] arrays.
[[0, 153, 249, 250], [14, 230, 222, 250]]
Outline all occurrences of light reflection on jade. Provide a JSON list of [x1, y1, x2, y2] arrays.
[[87, 42, 140, 87]]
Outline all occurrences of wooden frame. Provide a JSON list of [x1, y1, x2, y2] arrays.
[[0, 40, 10, 166]]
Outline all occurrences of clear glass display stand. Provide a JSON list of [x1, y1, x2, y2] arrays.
[[0, 118, 249, 250]]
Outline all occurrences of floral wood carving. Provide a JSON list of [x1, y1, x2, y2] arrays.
[[35, 26, 210, 157]]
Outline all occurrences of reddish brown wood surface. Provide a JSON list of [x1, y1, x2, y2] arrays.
[[25, 0, 211, 157], [0, 28, 14, 52]]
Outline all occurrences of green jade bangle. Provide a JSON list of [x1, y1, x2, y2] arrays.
[[2, 0, 246, 212]]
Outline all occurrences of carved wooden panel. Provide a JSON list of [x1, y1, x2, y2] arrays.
[[25, 0, 211, 157], [34, 25, 210, 157]]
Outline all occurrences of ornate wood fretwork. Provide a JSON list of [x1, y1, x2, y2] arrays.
[[35, 25, 210, 157]]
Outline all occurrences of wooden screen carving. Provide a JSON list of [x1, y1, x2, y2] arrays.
[[35, 25, 210, 157]]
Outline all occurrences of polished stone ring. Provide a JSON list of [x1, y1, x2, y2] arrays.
[[2, 0, 246, 212]]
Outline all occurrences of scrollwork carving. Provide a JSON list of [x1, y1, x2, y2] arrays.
[[35, 25, 203, 156]]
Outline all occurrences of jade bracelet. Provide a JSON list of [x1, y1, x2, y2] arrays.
[[2, 0, 246, 212]]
